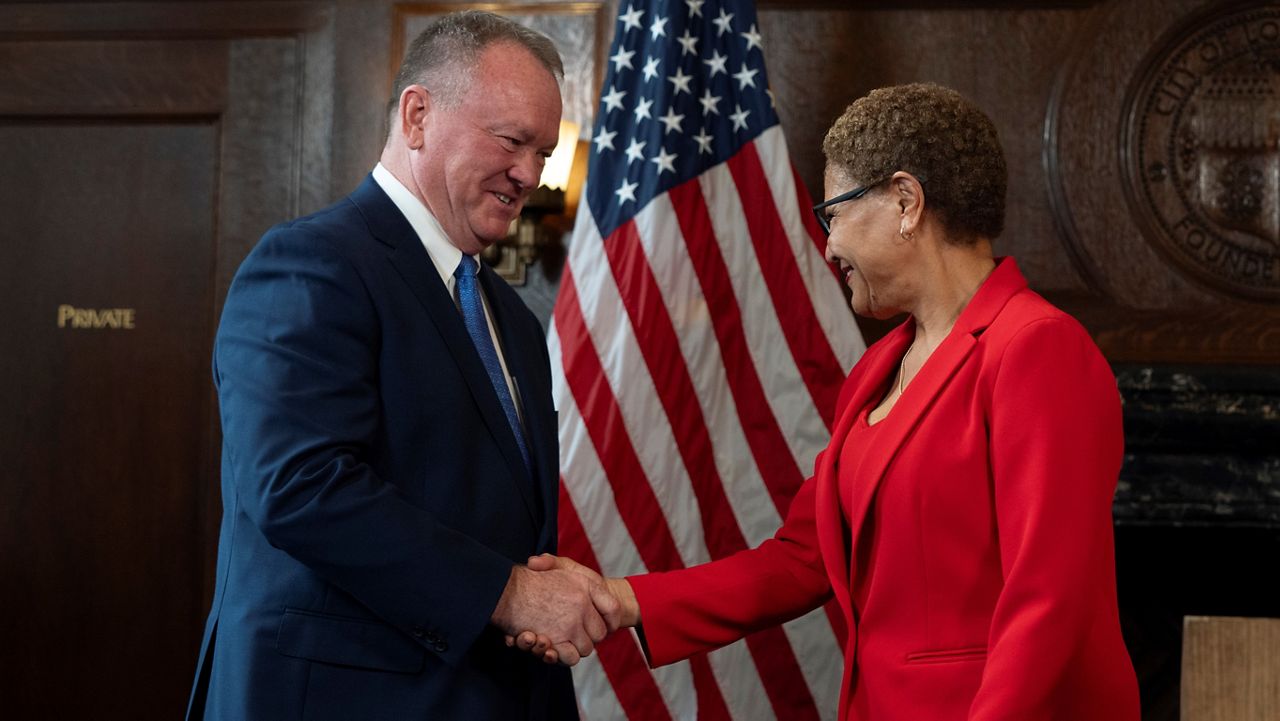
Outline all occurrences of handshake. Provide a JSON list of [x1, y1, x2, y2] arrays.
[[490, 554, 639, 666]]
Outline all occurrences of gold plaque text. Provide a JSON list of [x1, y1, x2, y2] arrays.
[[57, 304, 136, 330]]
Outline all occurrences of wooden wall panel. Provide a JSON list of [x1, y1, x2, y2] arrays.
[[0, 2, 1273, 721], [0, 4, 334, 718], [760, 6, 1088, 292], [0, 41, 227, 114], [0, 120, 219, 717], [754, 0, 1279, 361]]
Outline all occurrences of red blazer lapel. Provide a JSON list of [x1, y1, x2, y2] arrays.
[[813, 326, 912, 625], [813, 400, 858, 625], [842, 331, 977, 581], [843, 258, 1029, 587]]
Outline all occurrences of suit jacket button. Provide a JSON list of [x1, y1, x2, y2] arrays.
[[410, 627, 426, 639], [433, 640, 449, 653]]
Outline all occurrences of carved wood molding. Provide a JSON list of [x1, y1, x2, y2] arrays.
[[1049, 292, 1279, 363], [1045, 0, 1280, 363], [0, 1, 332, 39]]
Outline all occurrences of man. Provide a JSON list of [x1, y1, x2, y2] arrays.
[[187, 12, 614, 720]]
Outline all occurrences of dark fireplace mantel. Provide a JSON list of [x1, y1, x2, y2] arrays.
[[1114, 364, 1279, 528]]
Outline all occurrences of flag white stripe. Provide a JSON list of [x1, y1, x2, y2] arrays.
[[555, 375, 645, 578], [781, 609, 844, 721], [707, 637, 778, 721], [566, 219, 712, 569], [556, 396, 697, 721], [547, 321, 565, 413], [632, 196, 784, 547], [571, 652, 626, 721], [753, 128, 865, 371], [628, 202, 782, 721], [699, 163, 830, 474]]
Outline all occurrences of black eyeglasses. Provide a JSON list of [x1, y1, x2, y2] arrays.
[[811, 177, 888, 235]]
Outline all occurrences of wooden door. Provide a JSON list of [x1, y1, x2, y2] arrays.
[[0, 4, 333, 718]]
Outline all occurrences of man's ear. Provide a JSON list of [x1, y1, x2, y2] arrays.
[[399, 84, 431, 150]]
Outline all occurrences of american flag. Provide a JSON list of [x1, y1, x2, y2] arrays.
[[546, 0, 865, 718]]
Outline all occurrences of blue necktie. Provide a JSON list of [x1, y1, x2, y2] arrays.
[[454, 254, 531, 474]]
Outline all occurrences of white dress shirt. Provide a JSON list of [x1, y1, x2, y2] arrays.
[[371, 163, 523, 424]]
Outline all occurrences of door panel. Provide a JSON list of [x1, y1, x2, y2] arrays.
[[0, 4, 333, 718], [0, 121, 218, 715]]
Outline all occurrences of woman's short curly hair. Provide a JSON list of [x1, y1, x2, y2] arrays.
[[822, 83, 1007, 243]]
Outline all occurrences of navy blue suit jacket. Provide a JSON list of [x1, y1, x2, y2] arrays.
[[187, 176, 575, 720]]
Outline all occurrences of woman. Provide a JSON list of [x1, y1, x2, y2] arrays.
[[521, 83, 1141, 720]]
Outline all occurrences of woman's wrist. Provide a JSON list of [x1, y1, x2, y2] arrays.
[[606, 577, 641, 628]]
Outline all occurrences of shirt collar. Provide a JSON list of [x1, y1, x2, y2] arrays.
[[371, 162, 463, 287]]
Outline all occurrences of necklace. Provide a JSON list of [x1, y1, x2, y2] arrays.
[[898, 342, 914, 396]]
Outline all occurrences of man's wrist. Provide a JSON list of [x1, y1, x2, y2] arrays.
[[490, 564, 522, 630]]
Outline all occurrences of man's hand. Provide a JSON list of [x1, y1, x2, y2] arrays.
[[490, 559, 621, 666], [528, 553, 634, 630], [505, 554, 640, 665]]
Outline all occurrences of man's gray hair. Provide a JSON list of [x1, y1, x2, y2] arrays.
[[388, 10, 563, 122]]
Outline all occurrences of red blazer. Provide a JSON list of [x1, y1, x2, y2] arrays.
[[629, 258, 1140, 721]]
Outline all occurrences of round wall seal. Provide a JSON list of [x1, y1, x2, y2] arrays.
[[1123, 3, 1280, 301]]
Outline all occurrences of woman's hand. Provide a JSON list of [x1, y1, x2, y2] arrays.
[[504, 554, 641, 664]]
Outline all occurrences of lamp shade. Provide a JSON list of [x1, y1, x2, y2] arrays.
[[540, 120, 580, 191]]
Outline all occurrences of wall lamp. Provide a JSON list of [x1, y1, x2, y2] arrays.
[[482, 119, 588, 285]]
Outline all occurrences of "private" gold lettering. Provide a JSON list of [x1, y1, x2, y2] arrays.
[[57, 304, 136, 330]]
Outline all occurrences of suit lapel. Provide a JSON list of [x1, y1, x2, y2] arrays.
[[813, 329, 910, 626], [843, 330, 977, 558], [843, 257, 1028, 580], [814, 399, 862, 626], [349, 176, 540, 524]]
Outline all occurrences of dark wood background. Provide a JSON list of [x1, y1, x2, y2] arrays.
[[0, 1, 1274, 719], [0, 3, 335, 717]]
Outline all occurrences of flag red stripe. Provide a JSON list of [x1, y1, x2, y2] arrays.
[[557, 481, 674, 721], [667, 178, 806, 515], [602, 219, 822, 720], [673, 172, 847, 703], [727, 144, 846, 429], [743, 628, 822, 720], [555, 270, 735, 719], [602, 219, 743, 559], [790, 163, 856, 648], [792, 163, 843, 283], [554, 269, 682, 570], [689, 653, 733, 721]]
